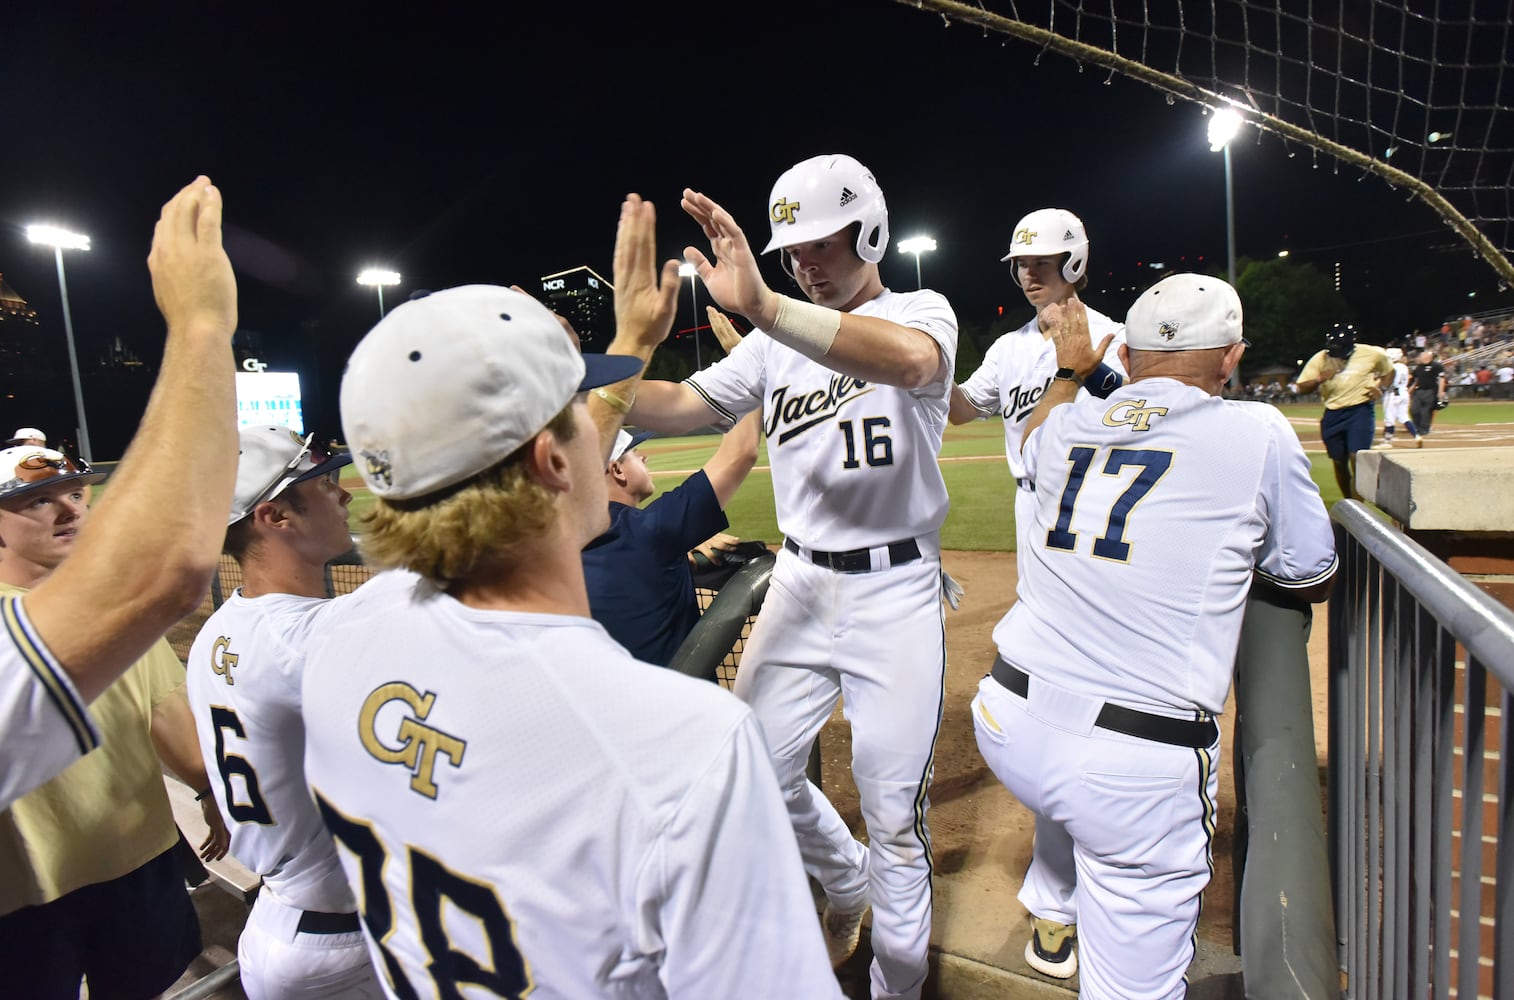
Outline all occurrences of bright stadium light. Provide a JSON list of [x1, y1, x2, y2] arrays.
[[678, 261, 703, 369], [897, 236, 937, 289], [27, 224, 94, 460], [1207, 108, 1243, 389], [357, 269, 401, 319], [1208, 108, 1243, 152]]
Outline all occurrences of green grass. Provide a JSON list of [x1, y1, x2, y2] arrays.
[[335, 398, 1511, 552]]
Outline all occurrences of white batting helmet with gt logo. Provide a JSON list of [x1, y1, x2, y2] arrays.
[[1002, 207, 1090, 287], [761, 153, 890, 263]]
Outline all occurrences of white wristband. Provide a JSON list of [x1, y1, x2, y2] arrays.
[[768, 296, 840, 360]]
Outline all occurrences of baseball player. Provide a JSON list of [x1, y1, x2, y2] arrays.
[[185, 425, 383, 998], [1, 176, 238, 810], [1375, 347, 1423, 448], [950, 208, 1126, 977], [1295, 323, 1393, 499], [624, 154, 958, 1000], [302, 196, 843, 998], [5, 428, 46, 447], [972, 273, 1337, 998]]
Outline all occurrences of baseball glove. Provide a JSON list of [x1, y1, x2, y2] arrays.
[[1434, 397, 1450, 411]]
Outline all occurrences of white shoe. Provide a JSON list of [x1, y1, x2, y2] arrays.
[[821, 902, 869, 967], [1025, 916, 1078, 979]]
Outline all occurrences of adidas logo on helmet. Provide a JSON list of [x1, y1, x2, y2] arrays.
[[839, 187, 857, 207]]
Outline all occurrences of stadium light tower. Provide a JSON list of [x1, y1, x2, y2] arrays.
[[897, 236, 937, 289], [1208, 108, 1243, 390], [357, 269, 401, 319], [678, 261, 702, 370], [1207, 108, 1243, 289], [26, 224, 94, 462]]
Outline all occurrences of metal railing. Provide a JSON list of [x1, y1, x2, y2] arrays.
[[1328, 501, 1514, 999]]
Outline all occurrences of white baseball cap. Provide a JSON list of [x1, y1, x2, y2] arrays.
[[340, 285, 643, 500], [0, 446, 105, 502], [229, 425, 354, 526], [1125, 273, 1245, 351], [6, 427, 46, 445], [1386, 347, 1404, 361], [609, 429, 654, 466]]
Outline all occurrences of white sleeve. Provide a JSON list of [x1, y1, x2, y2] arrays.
[[648, 712, 843, 999], [957, 342, 1003, 416], [682, 337, 769, 430], [0, 596, 99, 810], [901, 289, 960, 398], [1255, 413, 1338, 589], [1101, 322, 1128, 375]]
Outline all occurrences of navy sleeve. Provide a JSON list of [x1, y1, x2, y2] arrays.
[[639, 471, 730, 561]]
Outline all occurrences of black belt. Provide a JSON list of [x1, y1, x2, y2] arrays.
[[297, 910, 361, 935], [990, 656, 1218, 749], [783, 537, 921, 573]]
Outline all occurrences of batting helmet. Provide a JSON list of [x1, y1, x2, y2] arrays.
[[761, 154, 889, 263], [1002, 208, 1090, 286], [1326, 323, 1356, 359]]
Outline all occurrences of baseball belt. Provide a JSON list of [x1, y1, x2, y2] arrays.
[[783, 537, 921, 574], [990, 656, 1219, 749], [296, 910, 362, 935]]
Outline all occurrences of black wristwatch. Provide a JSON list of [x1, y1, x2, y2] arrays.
[[1053, 367, 1083, 383]]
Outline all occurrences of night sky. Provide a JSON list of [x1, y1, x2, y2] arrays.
[[2, 2, 1505, 455]]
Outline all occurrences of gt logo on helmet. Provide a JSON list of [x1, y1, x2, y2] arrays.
[[1014, 227, 1038, 246], [771, 198, 801, 226]]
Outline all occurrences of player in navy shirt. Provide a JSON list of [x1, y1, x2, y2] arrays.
[[584, 412, 761, 665]]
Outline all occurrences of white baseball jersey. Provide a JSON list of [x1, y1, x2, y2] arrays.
[[0, 596, 99, 811], [1383, 361, 1413, 426], [188, 587, 381, 998], [956, 306, 1127, 481], [685, 288, 957, 551], [301, 570, 841, 1000], [187, 591, 359, 913], [995, 379, 1337, 715]]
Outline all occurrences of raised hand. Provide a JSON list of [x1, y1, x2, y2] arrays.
[[612, 194, 682, 350], [147, 176, 237, 340], [706, 306, 745, 355], [681, 189, 779, 328], [1040, 296, 1113, 378]]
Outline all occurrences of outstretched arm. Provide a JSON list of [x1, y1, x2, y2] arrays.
[[24, 177, 238, 702], [703, 410, 763, 508], [681, 189, 944, 389], [949, 385, 988, 425]]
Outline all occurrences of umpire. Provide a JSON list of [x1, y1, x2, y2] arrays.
[[1295, 323, 1393, 500], [1408, 348, 1449, 441]]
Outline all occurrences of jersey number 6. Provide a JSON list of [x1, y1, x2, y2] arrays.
[[1045, 446, 1173, 562], [209, 706, 274, 824]]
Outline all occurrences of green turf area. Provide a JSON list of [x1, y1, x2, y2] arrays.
[[338, 399, 1510, 551]]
